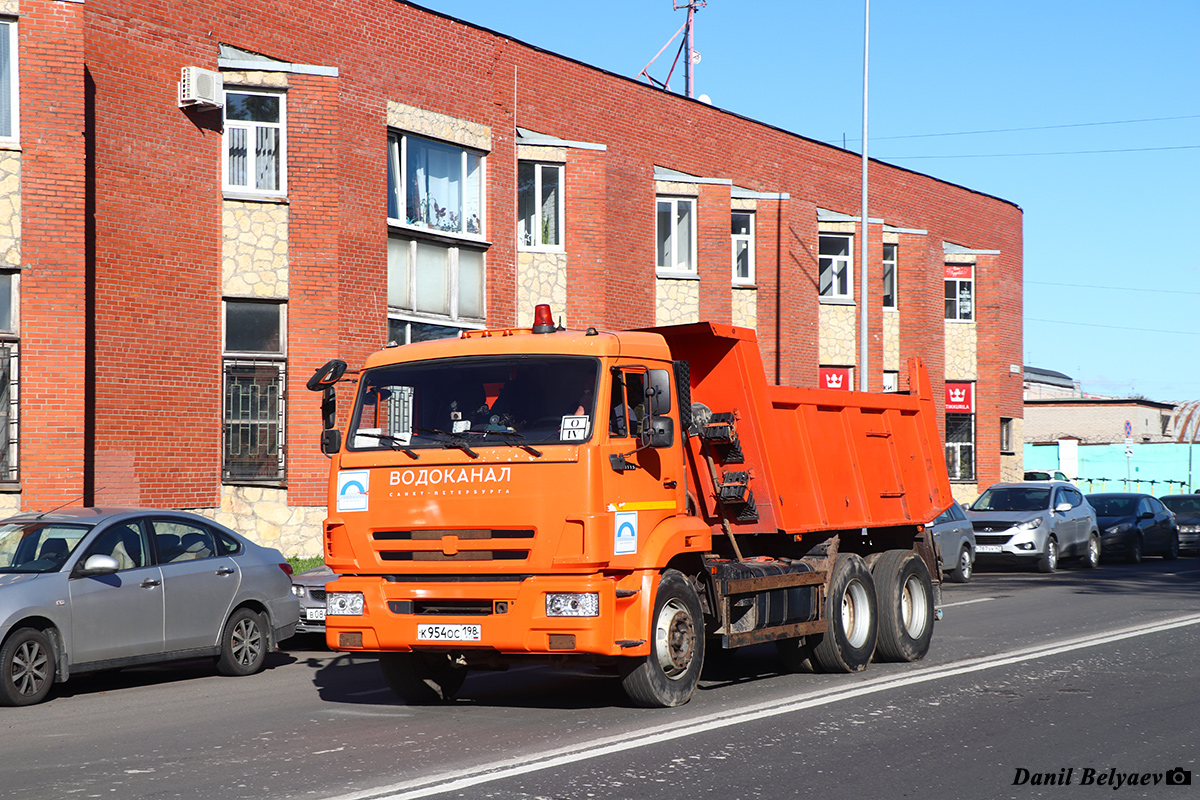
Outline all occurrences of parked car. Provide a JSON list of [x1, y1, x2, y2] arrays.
[[966, 481, 1100, 573], [291, 564, 334, 635], [1158, 494, 1200, 554], [1024, 470, 1070, 482], [929, 501, 975, 582], [1086, 493, 1180, 563], [0, 508, 300, 706]]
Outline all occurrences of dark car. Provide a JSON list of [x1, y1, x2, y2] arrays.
[[291, 564, 334, 636], [1086, 493, 1180, 563], [0, 508, 300, 706], [1158, 494, 1200, 554], [929, 501, 975, 582]]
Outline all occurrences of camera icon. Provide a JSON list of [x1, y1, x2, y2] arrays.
[[1165, 768, 1191, 786]]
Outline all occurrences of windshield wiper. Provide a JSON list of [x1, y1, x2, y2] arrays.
[[416, 428, 480, 459], [354, 431, 419, 460], [484, 429, 543, 457]]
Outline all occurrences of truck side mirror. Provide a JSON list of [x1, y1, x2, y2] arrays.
[[640, 415, 673, 449], [646, 369, 671, 415], [321, 428, 342, 455], [307, 359, 347, 391]]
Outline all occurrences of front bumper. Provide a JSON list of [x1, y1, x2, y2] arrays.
[[971, 528, 1045, 562], [324, 572, 652, 659]]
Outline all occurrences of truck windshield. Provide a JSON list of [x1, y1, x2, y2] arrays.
[[348, 356, 600, 450]]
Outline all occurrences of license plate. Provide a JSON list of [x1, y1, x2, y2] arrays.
[[417, 623, 482, 642], [306, 608, 327, 621], [976, 544, 1003, 554]]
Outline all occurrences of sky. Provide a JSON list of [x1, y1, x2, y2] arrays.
[[412, 0, 1200, 402]]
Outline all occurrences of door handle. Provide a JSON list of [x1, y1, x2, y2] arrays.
[[140, 578, 161, 588], [215, 566, 235, 576]]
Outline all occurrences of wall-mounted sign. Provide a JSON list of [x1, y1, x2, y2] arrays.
[[945, 382, 974, 413], [819, 367, 851, 391]]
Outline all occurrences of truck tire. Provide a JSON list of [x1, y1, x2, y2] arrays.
[[811, 554, 877, 673], [379, 652, 468, 704], [0, 627, 55, 706], [873, 550, 935, 663], [620, 569, 705, 708]]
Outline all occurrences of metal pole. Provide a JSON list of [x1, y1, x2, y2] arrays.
[[685, 2, 695, 98], [858, 0, 870, 391]]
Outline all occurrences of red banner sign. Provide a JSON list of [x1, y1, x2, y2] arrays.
[[945, 382, 974, 413], [944, 264, 973, 280], [819, 367, 851, 391]]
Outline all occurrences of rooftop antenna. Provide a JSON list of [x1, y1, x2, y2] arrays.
[[639, 1, 706, 99]]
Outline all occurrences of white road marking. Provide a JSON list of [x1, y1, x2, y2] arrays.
[[322, 613, 1200, 800], [940, 597, 996, 608]]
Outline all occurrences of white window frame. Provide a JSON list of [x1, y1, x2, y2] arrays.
[[222, 90, 287, 197], [882, 370, 899, 393], [945, 273, 975, 321], [1000, 416, 1014, 454], [517, 161, 564, 251], [882, 242, 897, 309], [387, 132, 485, 240], [731, 212, 755, 286], [0, 20, 18, 142], [387, 235, 486, 326], [656, 197, 697, 277], [819, 234, 854, 300]]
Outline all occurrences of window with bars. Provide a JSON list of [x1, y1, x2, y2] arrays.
[[223, 91, 285, 195], [0, 342, 18, 483], [223, 301, 285, 483], [945, 412, 975, 482], [0, 20, 18, 141]]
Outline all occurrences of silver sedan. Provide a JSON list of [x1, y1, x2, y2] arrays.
[[0, 508, 299, 706]]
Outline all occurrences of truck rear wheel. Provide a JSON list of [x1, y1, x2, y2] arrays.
[[379, 652, 468, 704], [872, 550, 935, 662], [811, 554, 877, 673], [620, 569, 705, 708]]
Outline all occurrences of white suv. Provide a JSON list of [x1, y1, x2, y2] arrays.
[[966, 481, 1100, 573]]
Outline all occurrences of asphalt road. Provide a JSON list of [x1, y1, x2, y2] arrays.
[[2, 557, 1196, 800]]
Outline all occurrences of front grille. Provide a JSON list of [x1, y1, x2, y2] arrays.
[[374, 529, 535, 540], [380, 550, 529, 561], [975, 534, 1012, 546], [309, 588, 327, 602], [388, 599, 494, 616], [972, 521, 1016, 533], [373, 528, 535, 563]]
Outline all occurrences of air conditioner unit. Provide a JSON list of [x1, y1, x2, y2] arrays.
[[178, 66, 224, 108]]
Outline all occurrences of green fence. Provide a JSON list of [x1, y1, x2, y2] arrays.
[[1025, 442, 1199, 495]]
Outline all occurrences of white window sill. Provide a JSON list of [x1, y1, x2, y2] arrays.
[[224, 191, 289, 204], [518, 245, 566, 254], [388, 220, 487, 244], [818, 295, 855, 306], [883, 306, 899, 313], [656, 270, 699, 281], [732, 282, 758, 290], [944, 317, 976, 324]]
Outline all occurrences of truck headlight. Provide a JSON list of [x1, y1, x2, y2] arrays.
[[327, 592, 365, 616], [546, 593, 599, 617]]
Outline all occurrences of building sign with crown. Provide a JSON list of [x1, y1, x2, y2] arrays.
[[819, 367, 851, 391], [945, 382, 974, 413]]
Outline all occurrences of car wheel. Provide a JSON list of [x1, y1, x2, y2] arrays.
[[379, 652, 468, 704], [216, 608, 269, 677], [620, 569, 705, 708], [1164, 531, 1180, 561], [1037, 536, 1059, 573], [948, 545, 973, 583], [1126, 535, 1143, 564], [0, 628, 55, 707], [873, 550, 935, 663], [1080, 533, 1101, 569], [811, 554, 878, 673]]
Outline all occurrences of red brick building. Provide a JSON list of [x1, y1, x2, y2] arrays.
[[3, 0, 1022, 553]]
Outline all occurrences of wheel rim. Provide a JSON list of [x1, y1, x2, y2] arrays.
[[654, 598, 696, 681], [1089, 537, 1099, 564], [231, 617, 263, 667], [1047, 541, 1058, 570], [10, 638, 49, 698], [900, 574, 929, 638], [841, 579, 872, 649], [959, 548, 972, 579]]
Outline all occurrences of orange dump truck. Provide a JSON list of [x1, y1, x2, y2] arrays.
[[307, 306, 954, 707]]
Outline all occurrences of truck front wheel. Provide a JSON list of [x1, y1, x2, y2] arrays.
[[379, 652, 468, 704], [811, 554, 877, 673], [620, 569, 705, 708], [872, 549, 935, 662]]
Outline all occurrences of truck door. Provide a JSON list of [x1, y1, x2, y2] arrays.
[[600, 366, 682, 559]]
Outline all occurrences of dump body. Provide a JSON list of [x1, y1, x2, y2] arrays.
[[315, 316, 953, 704]]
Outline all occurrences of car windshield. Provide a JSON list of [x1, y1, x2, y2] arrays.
[[972, 486, 1051, 513], [0, 522, 92, 573], [1161, 496, 1200, 514], [348, 355, 600, 451], [1088, 496, 1139, 516]]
